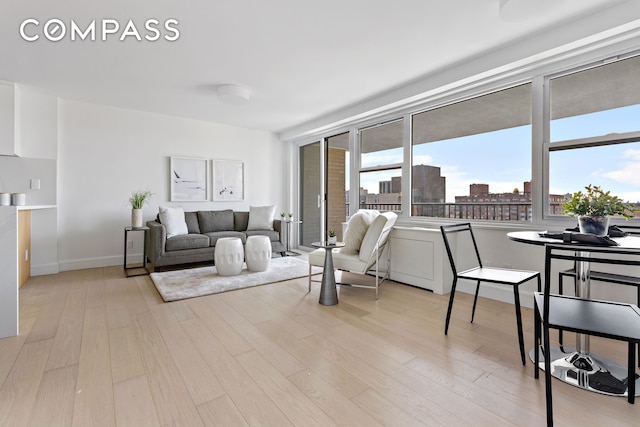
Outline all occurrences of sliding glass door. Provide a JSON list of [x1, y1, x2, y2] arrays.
[[299, 132, 350, 248], [300, 142, 322, 247], [326, 132, 349, 241]]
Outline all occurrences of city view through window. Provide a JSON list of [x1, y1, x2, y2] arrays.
[[317, 56, 640, 226], [356, 104, 640, 221]]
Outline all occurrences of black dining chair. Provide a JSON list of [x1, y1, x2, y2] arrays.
[[440, 223, 541, 365], [558, 225, 640, 364], [535, 243, 640, 427]]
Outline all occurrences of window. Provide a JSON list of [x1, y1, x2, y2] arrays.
[[411, 83, 532, 221], [295, 44, 640, 226], [547, 54, 640, 217], [359, 119, 403, 213]]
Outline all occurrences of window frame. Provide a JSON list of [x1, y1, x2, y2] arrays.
[[542, 52, 640, 220], [357, 117, 406, 214], [409, 81, 534, 222]]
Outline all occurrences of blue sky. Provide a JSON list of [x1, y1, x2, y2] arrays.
[[359, 104, 640, 203]]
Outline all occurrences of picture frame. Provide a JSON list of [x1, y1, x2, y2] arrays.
[[170, 156, 209, 202], [213, 160, 244, 201]]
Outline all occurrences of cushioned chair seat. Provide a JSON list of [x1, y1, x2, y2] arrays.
[[308, 248, 369, 273], [165, 234, 210, 251]]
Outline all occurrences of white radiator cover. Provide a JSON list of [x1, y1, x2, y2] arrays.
[[383, 226, 452, 295]]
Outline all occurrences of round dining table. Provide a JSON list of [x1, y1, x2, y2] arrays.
[[507, 230, 640, 398]]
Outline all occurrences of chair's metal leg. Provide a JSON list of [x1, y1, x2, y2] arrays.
[[444, 278, 458, 335], [637, 287, 640, 368], [308, 264, 312, 292], [534, 298, 541, 379], [375, 258, 379, 300], [629, 343, 636, 404], [513, 286, 526, 366], [543, 324, 554, 426], [471, 280, 481, 323], [558, 272, 566, 350]]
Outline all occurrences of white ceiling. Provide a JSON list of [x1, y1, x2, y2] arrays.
[[0, 0, 638, 136]]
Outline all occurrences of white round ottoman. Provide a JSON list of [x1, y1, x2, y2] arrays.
[[245, 235, 272, 272], [214, 237, 244, 276]]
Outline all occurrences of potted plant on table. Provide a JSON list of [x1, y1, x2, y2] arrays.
[[327, 229, 337, 244], [561, 184, 636, 236], [129, 190, 153, 228]]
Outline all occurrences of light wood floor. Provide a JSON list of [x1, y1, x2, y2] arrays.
[[1, 267, 637, 426]]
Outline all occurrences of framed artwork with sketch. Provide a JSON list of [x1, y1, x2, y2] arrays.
[[213, 160, 244, 201], [170, 156, 209, 201]]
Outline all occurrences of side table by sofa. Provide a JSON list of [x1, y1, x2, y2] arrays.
[[124, 226, 150, 277], [283, 220, 302, 256]]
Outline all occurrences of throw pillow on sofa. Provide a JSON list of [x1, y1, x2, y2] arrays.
[[247, 205, 276, 230], [158, 206, 188, 238]]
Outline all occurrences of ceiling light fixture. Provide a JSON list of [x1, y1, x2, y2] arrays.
[[499, 0, 565, 22], [216, 84, 251, 105]]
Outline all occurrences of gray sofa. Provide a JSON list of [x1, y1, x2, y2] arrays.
[[146, 209, 286, 271]]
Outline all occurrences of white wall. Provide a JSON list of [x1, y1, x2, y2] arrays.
[[57, 99, 287, 271]]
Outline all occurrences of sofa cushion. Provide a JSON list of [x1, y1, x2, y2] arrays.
[[165, 233, 210, 251], [198, 210, 234, 233], [247, 205, 276, 231], [184, 211, 200, 234], [159, 206, 189, 238], [341, 210, 379, 254], [204, 231, 247, 247], [234, 211, 250, 231], [246, 229, 280, 242]]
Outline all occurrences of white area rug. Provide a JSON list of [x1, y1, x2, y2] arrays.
[[150, 256, 322, 302]]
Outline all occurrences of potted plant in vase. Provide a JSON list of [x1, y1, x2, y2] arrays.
[[561, 184, 636, 235], [327, 229, 337, 244], [129, 190, 152, 228]]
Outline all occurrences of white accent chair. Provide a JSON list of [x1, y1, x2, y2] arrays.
[[308, 211, 398, 299]]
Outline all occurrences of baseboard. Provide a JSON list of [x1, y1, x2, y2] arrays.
[[58, 255, 123, 272], [31, 262, 59, 276]]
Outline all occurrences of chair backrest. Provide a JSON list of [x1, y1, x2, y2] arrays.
[[341, 209, 380, 254], [542, 243, 640, 324], [440, 223, 483, 276], [359, 212, 398, 271]]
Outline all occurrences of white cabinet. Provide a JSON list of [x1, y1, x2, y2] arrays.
[[387, 226, 452, 295], [0, 205, 56, 338], [0, 82, 17, 156]]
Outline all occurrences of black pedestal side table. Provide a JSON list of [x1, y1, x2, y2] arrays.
[[124, 226, 150, 277], [283, 220, 302, 256], [311, 241, 345, 306]]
